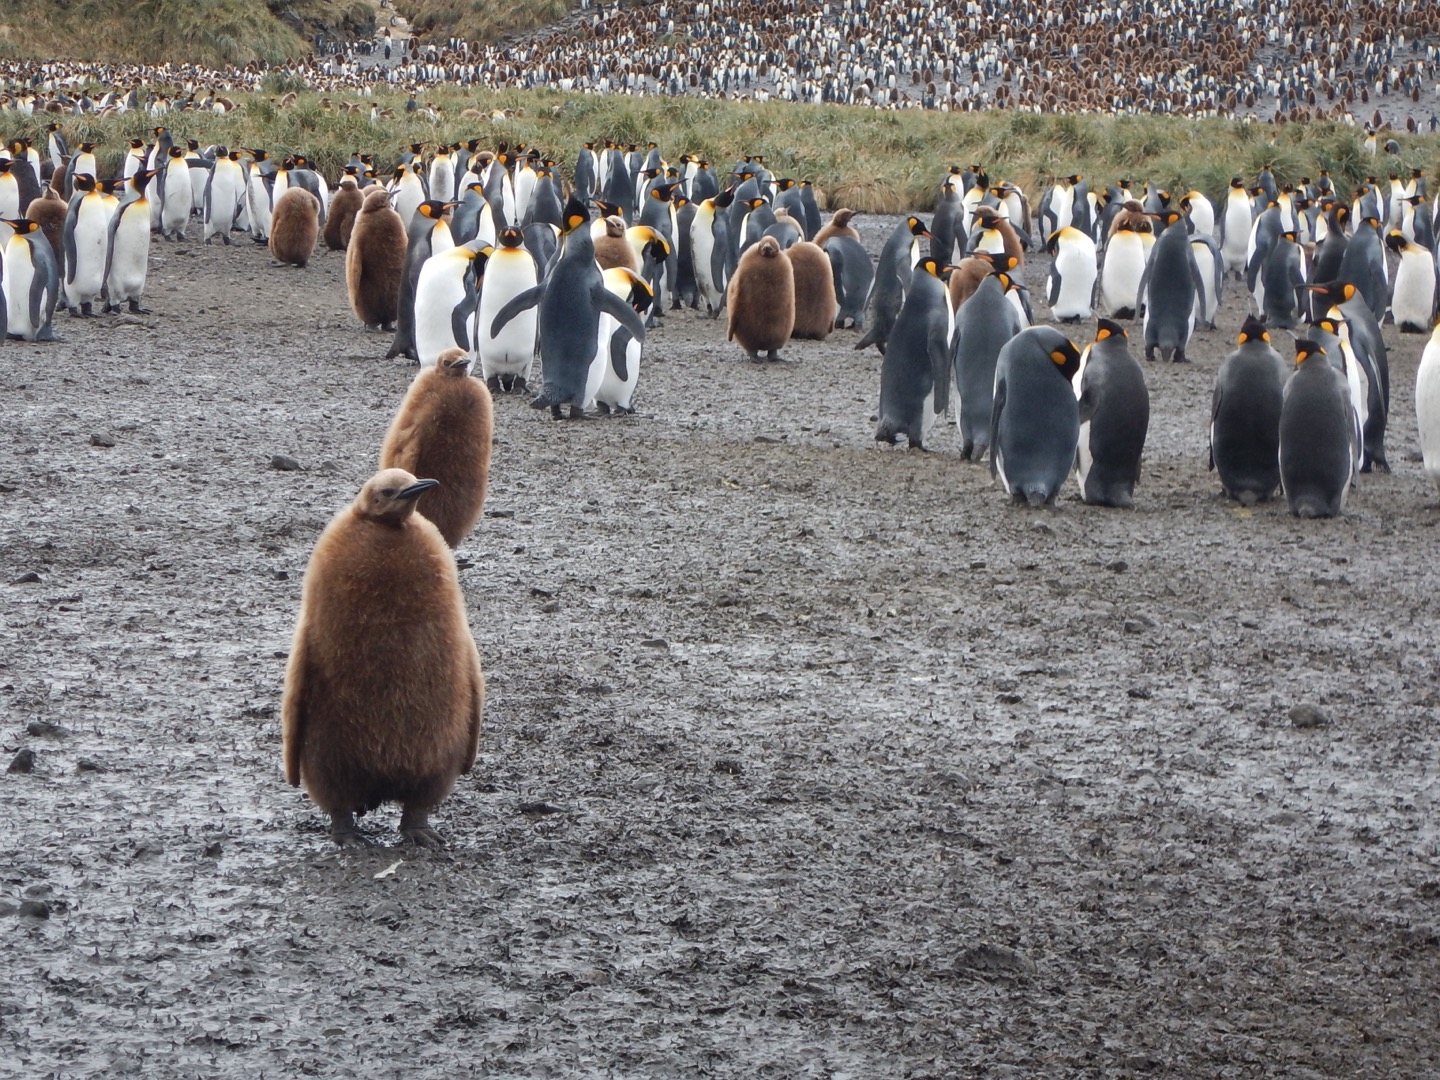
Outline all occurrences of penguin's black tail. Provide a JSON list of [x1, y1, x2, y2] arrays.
[[854, 324, 881, 351], [874, 418, 901, 445]]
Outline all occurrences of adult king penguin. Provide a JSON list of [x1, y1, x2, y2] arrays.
[[1279, 340, 1357, 518], [1415, 323, 1440, 494], [990, 327, 1083, 506], [874, 258, 952, 450], [476, 226, 539, 393], [1074, 320, 1149, 508], [1209, 316, 1288, 505]]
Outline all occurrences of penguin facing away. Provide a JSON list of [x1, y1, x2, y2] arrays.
[[103, 174, 153, 315], [727, 235, 795, 362], [950, 269, 1023, 462], [379, 348, 495, 548], [346, 187, 407, 331], [874, 258, 953, 450], [269, 188, 320, 268], [786, 240, 838, 340], [991, 327, 1083, 507], [282, 468, 484, 847], [1074, 319, 1149, 507], [1279, 339, 1358, 518], [1139, 210, 1202, 362], [1209, 315, 1289, 505]]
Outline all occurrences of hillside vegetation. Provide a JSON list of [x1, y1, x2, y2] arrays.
[[0, 0, 374, 67], [398, 0, 575, 45], [12, 87, 1438, 213]]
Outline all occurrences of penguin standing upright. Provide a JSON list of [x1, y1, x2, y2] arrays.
[[246, 150, 273, 243], [1308, 280, 1390, 472], [856, 216, 932, 354], [413, 242, 484, 368], [269, 188, 320, 268], [102, 172, 153, 314], [727, 236, 795, 362], [2, 218, 59, 341], [593, 267, 652, 414], [390, 161, 427, 230], [1260, 231, 1308, 329], [1046, 227, 1098, 323], [24, 186, 66, 263], [61, 176, 112, 316], [990, 327, 1083, 506], [158, 146, 191, 240], [1338, 215, 1389, 323], [786, 240, 837, 340], [950, 270, 1023, 461], [1099, 219, 1149, 319], [346, 187, 407, 331], [1279, 340, 1358, 518], [476, 226, 539, 392], [1415, 323, 1440, 494], [203, 149, 247, 245], [1386, 231, 1437, 332], [379, 348, 494, 547], [874, 258, 952, 450], [489, 198, 647, 418], [1140, 210, 1202, 362], [323, 174, 364, 251], [690, 192, 728, 317], [1219, 178, 1252, 274], [282, 469, 484, 848], [1074, 320, 1149, 508], [1209, 316, 1289, 504], [388, 201, 455, 361]]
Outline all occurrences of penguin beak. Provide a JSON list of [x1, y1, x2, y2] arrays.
[[396, 479, 440, 500]]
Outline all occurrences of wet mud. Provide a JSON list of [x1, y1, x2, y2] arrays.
[[3, 217, 1439, 1077]]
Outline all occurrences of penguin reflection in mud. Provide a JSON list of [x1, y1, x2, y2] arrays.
[[283, 469, 485, 848]]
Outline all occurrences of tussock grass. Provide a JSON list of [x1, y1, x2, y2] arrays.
[[10, 86, 1439, 212], [399, 0, 574, 43]]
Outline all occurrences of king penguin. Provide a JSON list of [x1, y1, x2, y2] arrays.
[[950, 269, 1023, 461], [282, 468, 484, 848], [103, 172, 153, 314], [387, 200, 455, 361], [990, 327, 1083, 506], [1279, 339, 1358, 518], [1386, 231, 1437, 332], [1139, 210, 1202, 362], [1045, 227, 1098, 322], [489, 197, 647, 418], [1209, 315, 1288, 505], [61, 175, 112, 316], [1074, 320, 1149, 507], [874, 258, 952, 450], [476, 225, 539, 392], [1415, 323, 1440, 494], [2, 218, 59, 341]]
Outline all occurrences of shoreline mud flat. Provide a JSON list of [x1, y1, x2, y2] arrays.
[[2, 219, 1438, 1076]]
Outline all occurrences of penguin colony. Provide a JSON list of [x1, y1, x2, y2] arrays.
[[4, 0, 1440, 124], [7, 127, 1440, 837]]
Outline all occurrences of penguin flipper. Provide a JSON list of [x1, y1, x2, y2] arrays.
[[101, 202, 123, 287], [28, 248, 50, 331], [489, 282, 545, 337], [62, 210, 79, 287], [1077, 377, 1097, 427], [610, 328, 632, 381], [1047, 264, 1061, 308], [988, 378, 1007, 481], [595, 284, 647, 342], [928, 320, 951, 418]]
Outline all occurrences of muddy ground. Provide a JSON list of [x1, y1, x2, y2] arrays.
[[3, 215, 1439, 1079]]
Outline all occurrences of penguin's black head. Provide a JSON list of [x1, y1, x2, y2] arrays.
[[906, 215, 934, 239], [1237, 315, 1270, 345], [592, 198, 621, 218], [562, 196, 590, 234], [715, 189, 735, 209], [1384, 230, 1408, 253], [129, 138, 144, 149], [1095, 319, 1127, 343], [749, 197, 767, 210], [1047, 337, 1082, 381], [498, 226, 525, 248], [1293, 339, 1326, 367], [2, 218, 39, 235], [915, 257, 942, 279], [1230, 177, 1245, 188], [417, 200, 450, 220]]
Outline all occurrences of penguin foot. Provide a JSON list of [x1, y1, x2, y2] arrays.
[[399, 807, 445, 849], [595, 401, 612, 415], [567, 404, 587, 420], [766, 350, 783, 362], [1144, 345, 1157, 362], [486, 375, 502, 394], [329, 811, 375, 848], [512, 377, 528, 393], [127, 301, 152, 315], [252, 236, 268, 245]]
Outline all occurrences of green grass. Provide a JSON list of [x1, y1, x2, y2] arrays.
[[10, 85, 1440, 214], [0, 0, 374, 66]]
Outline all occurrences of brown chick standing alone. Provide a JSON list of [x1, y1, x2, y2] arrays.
[[282, 468, 485, 847], [379, 347, 494, 548]]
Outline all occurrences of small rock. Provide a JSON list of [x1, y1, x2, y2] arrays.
[[11, 572, 41, 585], [754, 434, 780, 444], [955, 942, 1036, 976], [76, 758, 106, 773], [26, 721, 69, 738], [272, 569, 289, 581], [540, 600, 561, 614], [17, 899, 50, 919], [318, 460, 340, 473], [485, 509, 515, 519], [7, 748, 35, 774], [518, 801, 564, 816], [270, 455, 303, 471], [203, 841, 223, 858], [996, 692, 1023, 705], [1031, 521, 1055, 536], [1288, 704, 1331, 729], [89, 433, 116, 448], [1122, 619, 1148, 635], [640, 637, 669, 649], [1127, 686, 1153, 700], [1105, 560, 1128, 572], [712, 758, 744, 775]]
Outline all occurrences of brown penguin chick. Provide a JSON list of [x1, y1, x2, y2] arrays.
[[813, 208, 860, 246], [345, 187, 406, 330], [379, 348, 494, 548], [269, 187, 320, 267], [24, 185, 66, 260], [726, 235, 795, 361], [323, 175, 364, 251], [947, 256, 995, 310], [785, 240, 837, 340], [282, 468, 484, 848], [593, 215, 638, 271], [1107, 200, 1153, 239], [969, 206, 1024, 268]]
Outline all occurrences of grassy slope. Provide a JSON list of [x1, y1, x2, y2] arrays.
[[0, 0, 374, 67], [398, 0, 574, 44], [8, 86, 1439, 211]]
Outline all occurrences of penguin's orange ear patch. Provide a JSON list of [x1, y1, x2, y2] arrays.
[[1050, 350, 1068, 365], [1096, 328, 1110, 341], [566, 212, 586, 232], [1261, 332, 1271, 342], [1006, 256, 1018, 269]]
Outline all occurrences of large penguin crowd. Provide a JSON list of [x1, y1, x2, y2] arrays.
[[6, 124, 1440, 840], [4, 0, 1440, 122]]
